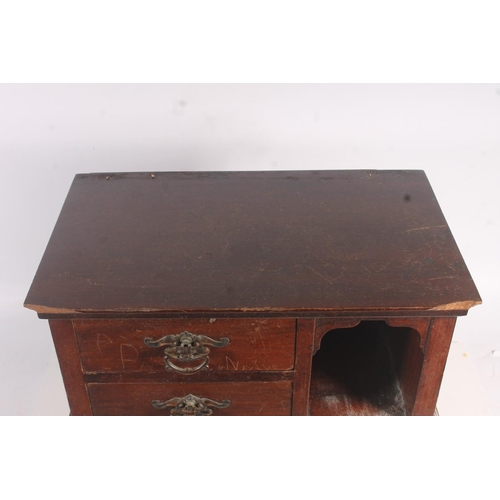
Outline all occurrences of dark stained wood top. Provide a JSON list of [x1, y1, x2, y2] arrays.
[[24, 170, 481, 318]]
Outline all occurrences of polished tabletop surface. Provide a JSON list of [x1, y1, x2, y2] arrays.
[[24, 170, 481, 317]]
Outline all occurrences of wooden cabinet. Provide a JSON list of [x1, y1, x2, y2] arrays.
[[25, 171, 481, 415]]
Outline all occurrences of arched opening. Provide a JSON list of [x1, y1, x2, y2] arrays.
[[309, 321, 423, 416]]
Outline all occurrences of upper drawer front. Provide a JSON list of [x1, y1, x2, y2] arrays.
[[88, 381, 292, 416], [74, 318, 296, 373]]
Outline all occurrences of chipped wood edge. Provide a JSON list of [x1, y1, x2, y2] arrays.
[[429, 300, 482, 311], [24, 304, 83, 315]]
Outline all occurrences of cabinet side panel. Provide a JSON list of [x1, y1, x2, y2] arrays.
[[292, 319, 314, 415], [48, 319, 92, 416], [412, 317, 457, 416]]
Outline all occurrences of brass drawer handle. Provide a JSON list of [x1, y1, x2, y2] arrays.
[[151, 394, 231, 416], [144, 331, 230, 374]]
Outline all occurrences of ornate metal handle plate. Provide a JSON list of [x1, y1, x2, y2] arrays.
[[151, 394, 231, 416], [144, 331, 230, 374]]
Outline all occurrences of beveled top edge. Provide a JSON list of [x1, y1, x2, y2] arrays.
[[26, 300, 481, 319]]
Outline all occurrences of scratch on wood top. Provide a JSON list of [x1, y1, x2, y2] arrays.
[[306, 266, 340, 287], [406, 225, 447, 233]]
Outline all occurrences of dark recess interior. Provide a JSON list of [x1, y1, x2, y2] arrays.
[[309, 321, 423, 416]]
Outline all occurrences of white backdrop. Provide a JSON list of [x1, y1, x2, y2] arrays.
[[1, 83, 498, 415]]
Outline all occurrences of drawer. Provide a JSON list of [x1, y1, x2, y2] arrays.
[[88, 381, 293, 415], [74, 318, 296, 374]]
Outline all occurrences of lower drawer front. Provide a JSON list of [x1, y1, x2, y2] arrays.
[[88, 381, 292, 416]]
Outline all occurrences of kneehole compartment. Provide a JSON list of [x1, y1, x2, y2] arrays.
[[309, 321, 423, 416]]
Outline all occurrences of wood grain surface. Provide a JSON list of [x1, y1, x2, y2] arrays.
[[24, 170, 481, 317], [88, 381, 292, 416], [74, 318, 296, 373]]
